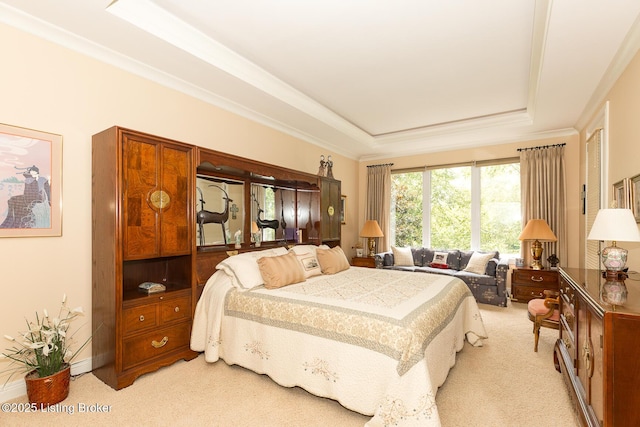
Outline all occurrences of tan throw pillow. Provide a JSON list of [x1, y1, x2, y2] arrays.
[[391, 246, 414, 266], [257, 252, 306, 289], [463, 251, 495, 275], [316, 246, 350, 275]]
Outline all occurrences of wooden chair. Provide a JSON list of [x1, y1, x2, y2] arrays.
[[527, 290, 560, 352]]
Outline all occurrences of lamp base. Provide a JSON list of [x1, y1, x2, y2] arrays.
[[529, 239, 544, 270], [601, 243, 627, 272], [367, 237, 376, 257]]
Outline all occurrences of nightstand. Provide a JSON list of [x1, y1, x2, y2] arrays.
[[352, 256, 377, 268], [511, 268, 559, 303]]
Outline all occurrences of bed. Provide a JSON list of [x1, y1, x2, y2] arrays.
[[190, 245, 487, 426]]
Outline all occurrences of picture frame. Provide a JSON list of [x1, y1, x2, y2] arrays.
[[340, 195, 346, 224], [612, 179, 629, 209], [0, 123, 62, 237], [631, 174, 640, 222]]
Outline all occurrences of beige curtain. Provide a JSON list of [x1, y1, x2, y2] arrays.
[[520, 145, 567, 267], [366, 164, 392, 252]]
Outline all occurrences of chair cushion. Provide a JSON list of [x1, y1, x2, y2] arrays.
[[527, 298, 560, 321]]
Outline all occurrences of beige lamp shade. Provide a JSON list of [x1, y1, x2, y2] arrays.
[[518, 219, 557, 270], [360, 220, 383, 257], [360, 220, 384, 238], [251, 221, 259, 234], [518, 219, 557, 242]]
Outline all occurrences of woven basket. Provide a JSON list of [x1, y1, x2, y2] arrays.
[[25, 364, 70, 407]]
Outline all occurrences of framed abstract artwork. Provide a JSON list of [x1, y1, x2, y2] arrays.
[[612, 179, 629, 209], [0, 123, 62, 237], [631, 174, 640, 222]]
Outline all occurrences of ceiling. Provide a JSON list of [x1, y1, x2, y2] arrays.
[[2, 1, 640, 160]]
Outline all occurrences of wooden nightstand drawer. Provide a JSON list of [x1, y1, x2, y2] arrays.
[[160, 295, 191, 323], [512, 285, 547, 301], [123, 304, 158, 334], [352, 256, 376, 268], [512, 269, 558, 285], [511, 268, 559, 303], [122, 322, 191, 370]]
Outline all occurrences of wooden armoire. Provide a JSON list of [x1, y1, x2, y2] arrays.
[[92, 126, 342, 389], [92, 127, 198, 390]]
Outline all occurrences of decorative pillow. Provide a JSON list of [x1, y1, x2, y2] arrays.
[[290, 248, 323, 278], [289, 244, 330, 257], [216, 247, 288, 290], [429, 262, 449, 269], [431, 252, 449, 267], [316, 246, 350, 274], [463, 251, 495, 275], [258, 252, 306, 289], [391, 246, 414, 266]]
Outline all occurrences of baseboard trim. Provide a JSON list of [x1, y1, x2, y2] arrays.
[[0, 357, 92, 403]]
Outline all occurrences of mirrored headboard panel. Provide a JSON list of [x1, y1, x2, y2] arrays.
[[196, 147, 321, 250]]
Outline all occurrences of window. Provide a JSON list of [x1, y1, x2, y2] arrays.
[[391, 161, 521, 258]]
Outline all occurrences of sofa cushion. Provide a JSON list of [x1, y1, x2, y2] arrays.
[[391, 246, 415, 266], [460, 250, 499, 274], [425, 249, 461, 270], [463, 251, 495, 275]]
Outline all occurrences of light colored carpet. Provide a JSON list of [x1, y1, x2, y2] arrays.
[[3, 302, 578, 427]]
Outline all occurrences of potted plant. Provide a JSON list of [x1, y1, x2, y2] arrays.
[[1, 294, 91, 407]]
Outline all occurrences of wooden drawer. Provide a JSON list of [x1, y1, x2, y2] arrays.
[[122, 322, 191, 370], [512, 284, 546, 301], [512, 269, 558, 286], [160, 295, 191, 323], [123, 304, 158, 334]]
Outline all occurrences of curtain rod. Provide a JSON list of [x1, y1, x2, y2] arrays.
[[366, 163, 394, 168], [517, 143, 566, 152]]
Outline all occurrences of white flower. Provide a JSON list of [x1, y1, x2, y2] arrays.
[[71, 306, 84, 315], [4, 335, 15, 341], [43, 309, 49, 318], [62, 293, 67, 304], [28, 342, 45, 349]]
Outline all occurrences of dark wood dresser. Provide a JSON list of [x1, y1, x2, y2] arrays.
[[555, 267, 640, 426]]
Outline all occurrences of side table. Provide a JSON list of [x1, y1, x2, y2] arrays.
[[511, 268, 559, 303], [352, 256, 377, 268]]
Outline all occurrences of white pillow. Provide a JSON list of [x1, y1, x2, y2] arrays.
[[216, 247, 288, 289], [432, 251, 449, 266], [463, 251, 494, 275], [289, 244, 330, 257], [391, 246, 414, 266]]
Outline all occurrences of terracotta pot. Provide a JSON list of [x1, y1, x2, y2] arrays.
[[25, 364, 70, 407]]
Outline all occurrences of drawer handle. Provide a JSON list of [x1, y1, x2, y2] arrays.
[[139, 315, 145, 322], [565, 313, 574, 327], [530, 276, 544, 282], [151, 336, 169, 348], [174, 306, 180, 313]]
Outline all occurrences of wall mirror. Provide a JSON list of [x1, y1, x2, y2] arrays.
[[196, 175, 244, 246], [250, 183, 299, 243]]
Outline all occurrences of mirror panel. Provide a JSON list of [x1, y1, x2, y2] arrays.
[[196, 175, 244, 246]]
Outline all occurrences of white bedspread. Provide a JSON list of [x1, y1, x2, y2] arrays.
[[191, 267, 487, 426]]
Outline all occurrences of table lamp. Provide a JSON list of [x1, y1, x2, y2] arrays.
[[518, 219, 557, 269], [360, 220, 383, 257], [587, 208, 640, 278]]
